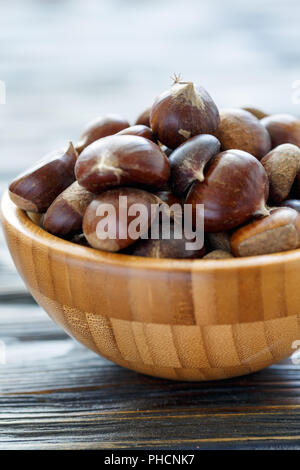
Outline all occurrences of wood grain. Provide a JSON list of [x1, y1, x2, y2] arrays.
[[1, 304, 300, 450], [2, 191, 300, 381]]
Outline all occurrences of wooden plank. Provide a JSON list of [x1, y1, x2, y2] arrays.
[[1, 305, 300, 449]]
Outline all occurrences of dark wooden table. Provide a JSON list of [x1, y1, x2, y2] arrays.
[[1, 300, 300, 450]]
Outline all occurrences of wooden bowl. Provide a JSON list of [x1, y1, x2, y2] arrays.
[[1, 190, 300, 381]]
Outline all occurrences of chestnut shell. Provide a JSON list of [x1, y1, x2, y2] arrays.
[[9, 142, 78, 213], [83, 187, 158, 252], [215, 108, 271, 160], [135, 107, 151, 127], [150, 81, 220, 149], [169, 134, 221, 196], [75, 135, 170, 194], [76, 114, 130, 154], [186, 150, 269, 232], [126, 221, 206, 259], [261, 114, 300, 148], [116, 125, 155, 142]]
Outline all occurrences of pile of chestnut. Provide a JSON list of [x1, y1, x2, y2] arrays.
[[8, 77, 300, 259]]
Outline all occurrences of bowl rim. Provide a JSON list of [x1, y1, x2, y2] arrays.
[[2, 190, 300, 273]]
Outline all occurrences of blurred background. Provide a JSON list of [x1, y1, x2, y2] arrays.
[[0, 0, 300, 296]]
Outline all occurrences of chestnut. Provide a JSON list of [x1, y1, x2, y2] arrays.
[[135, 107, 151, 127], [83, 187, 159, 252], [9, 142, 78, 213], [186, 150, 269, 232], [152, 189, 184, 221], [75, 114, 130, 154], [43, 181, 95, 236], [215, 108, 271, 160], [169, 134, 221, 196], [203, 250, 233, 259], [280, 199, 300, 213], [242, 107, 269, 120], [125, 220, 205, 259], [261, 144, 300, 204], [150, 78, 220, 149], [207, 231, 232, 253], [75, 135, 170, 194], [116, 124, 155, 142], [261, 114, 300, 148], [231, 207, 300, 257], [154, 189, 183, 207]]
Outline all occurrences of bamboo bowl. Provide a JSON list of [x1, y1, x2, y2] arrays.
[[1, 190, 300, 381]]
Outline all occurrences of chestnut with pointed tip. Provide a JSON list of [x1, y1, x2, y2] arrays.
[[186, 150, 270, 232], [261, 144, 300, 204], [215, 108, 271, 160], [75, 135, 170, 194], [75, 114, 130, 154], [135, 107, 151, 127], [83, 188, 159, 252], [9, 142, 78, 213], [261, 113, 300, 148], [150, 79, 220, 149], [231, 207, 300, 257], [169, 134, 221, 196], [43, 181, 95, 236], [116, 124, 155, 142]]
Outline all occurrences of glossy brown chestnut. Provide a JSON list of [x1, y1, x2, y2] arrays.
[[280, 199, 300, 213], [9, 142, 78, 213], [242, 107, 269, 120], [75, 114, 130, 154], [215, 108, 271, 160], [83, 187, 159, 252], [135, 107, 151, 127], [126, 220, 206, 259], [43, 181, 95, 236], [150, 79, 220, 149], [169, 134, 221, 196], [261, 114, 300, 148], [231, 207, 300, 257], [186, 150, 269, 232], [261, 144, 300, 204], [116, 124, 155, 142], [75, 135, 170, 194]]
